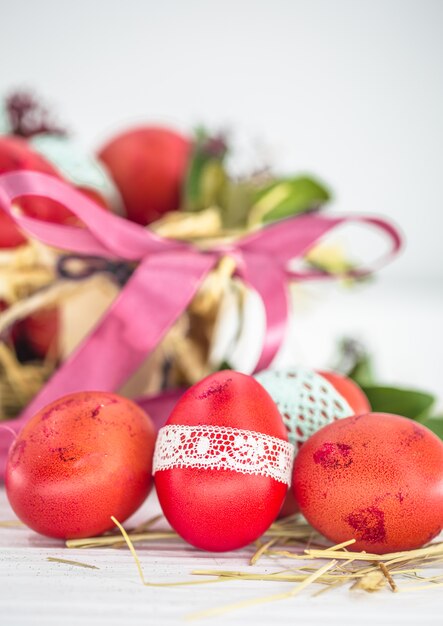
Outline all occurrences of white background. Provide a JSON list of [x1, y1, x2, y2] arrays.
[[1, 0, 442, 280], [0, 0, 442, 394]]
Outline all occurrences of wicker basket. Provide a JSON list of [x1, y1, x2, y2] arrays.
[[0, 208, 248, 420]]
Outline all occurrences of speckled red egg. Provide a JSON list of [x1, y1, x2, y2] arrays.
[[293, 412, 443, 553], [154, 371, 292, 552], [317, 371, 370, 417], [5, 391, 156, 539]]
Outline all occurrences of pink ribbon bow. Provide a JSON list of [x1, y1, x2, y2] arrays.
[[0, 171, 402, 477]]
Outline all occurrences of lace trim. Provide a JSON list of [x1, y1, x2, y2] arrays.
[[255, 367, 353, 449], [153, 424, 295, 485]]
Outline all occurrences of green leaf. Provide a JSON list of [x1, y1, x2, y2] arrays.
[[361, 385, 435, 421], [348, 355, 375, 388], [418, 416, 443, 440], [183, 128, 228, 212], [250, 175, 330, 225]]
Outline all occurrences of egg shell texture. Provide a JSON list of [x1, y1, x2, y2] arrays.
[[293, 412, 443, 553], [317, 371, 371, 416], [6, 391, 156, 539], [155, 370, 289, 551]]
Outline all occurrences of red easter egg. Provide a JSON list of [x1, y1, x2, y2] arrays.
[[14, 306, 60, 359], [76, 186, 109, 210], [154, 371, 293, 551], [293, 412, 443, 553], [98, 126, 190, 225], [0, 298, 59, 361], [317, 371, 371, 416], [6, 392, 156, 539]]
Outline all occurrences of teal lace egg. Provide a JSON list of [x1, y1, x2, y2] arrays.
[[255, 367, 353, 450]]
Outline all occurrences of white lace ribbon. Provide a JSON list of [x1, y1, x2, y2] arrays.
[[153, 424, 295, 485]]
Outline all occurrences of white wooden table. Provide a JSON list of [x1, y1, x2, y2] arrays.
[[1, 488, 442, 626], [1, 276, 442, 624]]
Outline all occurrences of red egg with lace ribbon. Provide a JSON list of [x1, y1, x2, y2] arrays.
[[154, 371, 293, 551]]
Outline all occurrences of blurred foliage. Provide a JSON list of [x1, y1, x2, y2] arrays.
[[183, 128, 330, 230], [335, 338, 442, 439], [183, 128, 228, 213], [362, 386, 435, 421], [250, 176, 330, 225]]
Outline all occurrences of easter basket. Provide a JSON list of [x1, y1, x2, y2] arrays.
[[0, 172, 400, 417], [0, 221, 240, 420], [0, 100, 402, 479], [0, 202, 366, 420]]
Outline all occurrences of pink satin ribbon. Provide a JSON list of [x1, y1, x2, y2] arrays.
[[0, 172, 402, 476]]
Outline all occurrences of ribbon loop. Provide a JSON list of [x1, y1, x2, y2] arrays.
[[0, 171, 184, 259], [237, 251, 290, 372], [284, 215, 403, 281]]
